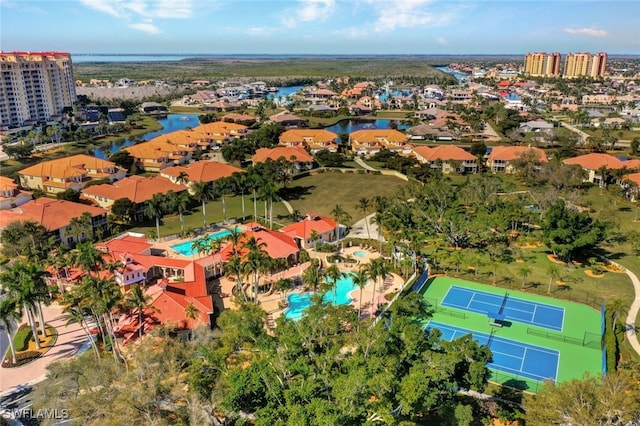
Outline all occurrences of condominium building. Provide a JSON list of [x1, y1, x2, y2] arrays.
[[523, 52, 561, 77], [0, 51, 76, 127], [563, 52, 607, 79]]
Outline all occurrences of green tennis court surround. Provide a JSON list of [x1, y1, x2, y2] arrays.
[[417, 276, 603, 392]]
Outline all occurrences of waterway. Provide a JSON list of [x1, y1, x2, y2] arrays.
[[436, 66, 469, 82], [324, 119, 411, 134], [93, 113, 200, 158]]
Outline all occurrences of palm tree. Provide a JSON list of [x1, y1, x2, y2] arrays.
[[73, 241, 105, 278], [607, 299, 628, 333], [367, 258, 389, 317], [175, 171, 190, 186], [259, 181, 278, 229], [68, 212, 93, 245], [184, 302, 198, 322], [0, 298, 22, 364], [310, 229, 320, 257], [302, 259, 322, 293], [225, 255, 246, 300], [242, 236, 269, 303], [123, 284, 153, 339], [352, 267, 370, 320], [518, 266, 532, 289], [61, 300, 100, 359], [226, 227, 243, 256], [274, 278, 292, 301], [217, 177, 235, 224], [168, 190, 190, 235], [232, 172, 249, 221], [323, 264, 345, 302], [144, 193, 166, 241], [192, 180, 215, 229], [357, 197, 371, 241], [547, 264, 561, 294], [330, 204, 351, 237], [247, 173, 262, 221]]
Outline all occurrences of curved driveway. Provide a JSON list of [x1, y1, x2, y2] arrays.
[[622, 267, 640, 356]]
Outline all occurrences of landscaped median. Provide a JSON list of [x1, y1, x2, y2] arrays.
[[2, 324, 57, 368]]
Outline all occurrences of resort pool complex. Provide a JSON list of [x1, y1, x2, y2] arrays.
[[353, 250, 367, 257], [285, 274, 357, 320], [170, 227, 242, 256]]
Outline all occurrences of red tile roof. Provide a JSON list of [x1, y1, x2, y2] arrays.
[[161, 160, 243, 183], [280, 214, 337, 240], [219, 223, 299, 260], [252, 147, 313, 164], [82, 175, 186, 204], [624, 173, 640, 186], [623, 159, 640, 171], [413, 145, 476, 161], [563, 153, 626, 170], [488, 146, 549, 162], [96, 234, 153, 254], [19, 154, 121, 179], [0, 198, 106, 230]]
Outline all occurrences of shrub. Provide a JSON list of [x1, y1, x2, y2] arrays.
[[14, 325, 34, 352]]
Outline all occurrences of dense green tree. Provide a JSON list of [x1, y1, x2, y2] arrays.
[[110, 198, 136, 223], [541, 200, 607, 262], [315, 149, 346, 167], [0, 220, 52, 259], [109, 150, 135, 171]]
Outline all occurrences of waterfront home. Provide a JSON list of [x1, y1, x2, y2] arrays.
[[192, 121, 248, 148], [160, 161, 243, 192], [349, 129, 412, 157], [18, 154, 126, 194], [487, 146, 548, 173], [0, 198, 107, 245], [278, 129, 339, 153], [412, 145, 478, 174]]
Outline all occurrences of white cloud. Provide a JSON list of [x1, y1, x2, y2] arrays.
[[436, 37, 448, 46], [564, 27, 608, 37], [128, 22, 161, 34], [282, 0, 336, 28], [353, 0, 462, 33], [247, 26, 278, 36], [79, 0, 127, 18]]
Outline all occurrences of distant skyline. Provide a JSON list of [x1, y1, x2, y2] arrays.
[[1, 0, 638, 55]]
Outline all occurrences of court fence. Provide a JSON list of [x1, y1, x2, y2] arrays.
[[489, 370, 553, 394], [526, 328, 601, 349]]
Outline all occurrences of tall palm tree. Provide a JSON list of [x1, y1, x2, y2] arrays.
[[68, 212, 93, 245], [259, 181, 278, 229], [73, 241, 105, 278], [323, 264, 345, 302], [123, 284, 153, 339], [357, 197, 372, 241], [192, 180, 215, 229], [241, 236, 269, 302], [302, 259, 322, 293], [247, 173, 262, 221], [352, 267, 370, 320], [0, 298, 22, 364], [144, 193, 166, 241], [547, 264, 560, 294], [217, 177, 235, 224], [225, 255, 246, 300], [518, 266, 532, 289], [366, 258, 389, 318], [330, 204, 351, 237], [184, 302, 198, 322], [168, 190, 190, 235], [232, 172, 249, 221], [607, 298, 628, 333], [226, 227, 243, 256], [61, 300, 100, 359], [175, 171, 190, 186]]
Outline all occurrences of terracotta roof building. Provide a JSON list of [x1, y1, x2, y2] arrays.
[[279, 213, 339, 250], [487, 146, 548, 173], [0, 176, 31, 210], [192, 121, 248, 147], [349, 129, 412, 157], [219, 222, 299, 264], [160, 160, 243, 189], [563, 153, 632, 185], [81, 175, 187, 218], [0, 198, 107, 245], [124, 137, 194, 172], [252, 147, 314, 171], [412, 145, 478, 173], [278, 129, 339, 153], [18, 154, 126, 194]]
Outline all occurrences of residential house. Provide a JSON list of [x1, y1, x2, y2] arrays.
[[487, 146, 548, 173], [192, 121, 248, 148], [412, 145, 478, 174], [349, 129, 412, 157], [81, 175, 187, 219], [160, 160, 244, 192], [252, 147, 315, 172], [622, 173, 640, 201], [0, 176, 31, 210], [18, 154, 126, 194], [563, 153, 637, 186], [269, 112, 307, 127], [125, 137, 195, 172], [278, 129, 339, 153], [406, 124, 453, 141], [519, 120, 554, 132], [140, 102, 169, 114], [0, 198, 107, 245], [221, 113, 256, 125], [279, 213, 339, 250]]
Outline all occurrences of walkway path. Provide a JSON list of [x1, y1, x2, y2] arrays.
[[622, 266, 640, 356], [560, 121, 589, 144], [0, 303, 85, 394], [346, 213, 383, 242], [354, 157, 378, 171]]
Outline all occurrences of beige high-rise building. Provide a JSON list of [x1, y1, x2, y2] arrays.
[[0, 51, 76, 127], [563, 52, 607, 79], [524, 52, 561, 77]]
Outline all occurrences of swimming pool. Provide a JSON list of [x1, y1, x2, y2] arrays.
[[285, 273, 357, 320], [170, 227, 242, 256], [353, 250, 367, 257]]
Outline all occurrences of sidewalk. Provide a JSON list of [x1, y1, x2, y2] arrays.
[[0, 303, 85, 394]]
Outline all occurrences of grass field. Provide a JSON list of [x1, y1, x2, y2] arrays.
[[419, 276, 603, 392], [282, 171, 411, 225]]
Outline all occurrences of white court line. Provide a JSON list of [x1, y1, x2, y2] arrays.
[[520, 347, 528, 372]]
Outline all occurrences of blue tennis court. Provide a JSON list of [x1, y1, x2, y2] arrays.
[[427, 321, 559, 382], [441, 286, 565, 331]]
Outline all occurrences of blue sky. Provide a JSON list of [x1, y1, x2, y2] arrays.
[[1, 0, 638, 55]]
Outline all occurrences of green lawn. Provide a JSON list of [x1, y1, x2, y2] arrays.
[[582, 127, 640, 141], [282, 171, 411, 226]]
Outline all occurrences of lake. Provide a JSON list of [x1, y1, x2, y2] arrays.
[[93, 114, 200, 158], [436, 66, 469, 82], [324, 119, 412, 134]]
